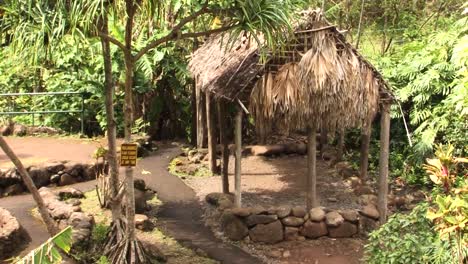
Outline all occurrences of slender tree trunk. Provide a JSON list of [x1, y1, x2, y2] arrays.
[[217, 100, 229, 193], [360, 122, 371, 180], [206, 92, 218, 174], [196, 85, 207, 148], [306, 125, 318, 210], [337, 127, 345, 162], [234, 107, 242, 207], [0, 136, 58, 236], [99, 12, 121, 221], [378, 103, 391, 225], [355, 0, 366, 49]]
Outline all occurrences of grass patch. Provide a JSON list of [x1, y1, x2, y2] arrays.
[[168, 157, 213, 180]]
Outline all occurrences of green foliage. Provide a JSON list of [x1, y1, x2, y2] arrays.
[[15, 226, 73, 264]]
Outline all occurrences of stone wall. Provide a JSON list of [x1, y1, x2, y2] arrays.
[[38, 187, 95, 243], [0, 207, 27, 260], [206, 193, 380, 244], [0, 161, 107, 197]]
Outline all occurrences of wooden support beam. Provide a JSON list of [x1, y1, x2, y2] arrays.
[[206, 92, 218, 174], [217, 100, 229, 193], [337, 127, 345, 162], [307, 124, 318, 210], [234, 107, 243, 207], [360, 122, 371, 180], [378, 103, 391, 224], [196, 86, 207, 148]]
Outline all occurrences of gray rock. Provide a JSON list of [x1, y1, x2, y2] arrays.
[[284, 227, 300, 241], [28, 167, 51, 187], [134, 179, 146, 191], [229, 207, 251, 217], [281, 216, 304, 227], [325, 211, 344, 227], [221, 212, 248, 241], [359, 215, 378, 235], [59, 173, 76, 186], [300, 221, 328, 238], [328, 221, 358, 238], [276, 207, 291, 218], [3, 184, 24, 196], [45, 163, 66, 174], [135, 189, 148, 214], [135, 214, 154, 231], [50, 174, 60, 184], [340, 209, 359, 223], [205, 192, 234, 206], [360, 204, 380, 220], [249, 220, 283, 244], [58, 188, 85, 199], [246, 214, 278, 227], [309, 207, 326, 222], [291, 206, 307, 218]]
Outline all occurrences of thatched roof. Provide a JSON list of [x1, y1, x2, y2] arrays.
[[189, 9, 394, 131], [189, 35, 260, 101]]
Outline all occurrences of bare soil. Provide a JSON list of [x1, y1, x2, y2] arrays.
[[182, 154, 366, 264]]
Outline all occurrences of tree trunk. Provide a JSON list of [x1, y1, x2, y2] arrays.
[[217, 100, 229, 193], [337, 127, 345, 162], [306, 125, 318, 210], [0, 136, 59, 236], [234, 107, 242, 207], [360, 123, 371, 180], [99, 12, 121, 221], [206, 92, 218, 174], [355, 0, 366, 49], [378, 103, 391, 225], [196, 84, 207, 148]]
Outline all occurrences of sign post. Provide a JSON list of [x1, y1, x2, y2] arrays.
[[120, 143, 138, 167]]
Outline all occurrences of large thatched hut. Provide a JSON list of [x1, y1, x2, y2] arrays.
[[189, 9, 394, 224]]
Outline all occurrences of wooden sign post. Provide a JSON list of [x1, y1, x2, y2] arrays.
[[120, 143, 138, 167]]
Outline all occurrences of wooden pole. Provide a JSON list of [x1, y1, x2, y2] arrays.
[[360, 122, 371, 180], [206, 92, 217, 174], [234, 107, 243, 207], [307, 124, 318, 210], [378, 103, 391, 224], [337, 127, 345, 162], [196, 86, 207, 148], [217, 100, 229, 193]]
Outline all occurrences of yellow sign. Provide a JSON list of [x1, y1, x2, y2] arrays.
[[120, 143, 138, 167]]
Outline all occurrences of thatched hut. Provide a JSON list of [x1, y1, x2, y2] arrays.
[[189, 9, 394, 224]]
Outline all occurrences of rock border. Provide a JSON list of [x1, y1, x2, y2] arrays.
[[205, 192, 379, 244], [0, 207, 28, 260], [0, 161, 108, 197]]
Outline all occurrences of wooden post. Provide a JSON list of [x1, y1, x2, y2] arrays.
[[196, 86, 207, 148], [360, 122, 371, 180], [307, 124, 318, 210], [320, 126, 328, 151], [234, 107, 243, 207], [378, 103, 391, 224], [217, 100, 229, 193], [206, 92, 217, 174], [337, 127, 345, 162]]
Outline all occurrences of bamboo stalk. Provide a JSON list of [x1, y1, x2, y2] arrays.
[[307, 124, 318, 210], [360, 122, 371, 180], [234, 107, 243, 207], [206, 92, 217, 174]]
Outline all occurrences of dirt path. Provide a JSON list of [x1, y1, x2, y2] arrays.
[[0, 141, 259, 263], [138, 145, 261, 264]]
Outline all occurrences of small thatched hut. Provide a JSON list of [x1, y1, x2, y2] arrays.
[[189, 9, 394, 224]]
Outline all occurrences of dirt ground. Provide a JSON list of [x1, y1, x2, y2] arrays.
[[0, 136, 105, 169], [184, 154, 366, 264], [187, 154, 361, 209]]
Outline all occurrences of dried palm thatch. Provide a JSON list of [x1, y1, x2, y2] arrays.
[[189, 33, 260, 101], [189, 8, 392, 135]]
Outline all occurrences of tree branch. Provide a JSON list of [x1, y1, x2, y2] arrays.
[[98, 32, 127, 52], [134, 5, 211, 61], [179, 26, 234, 39]]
